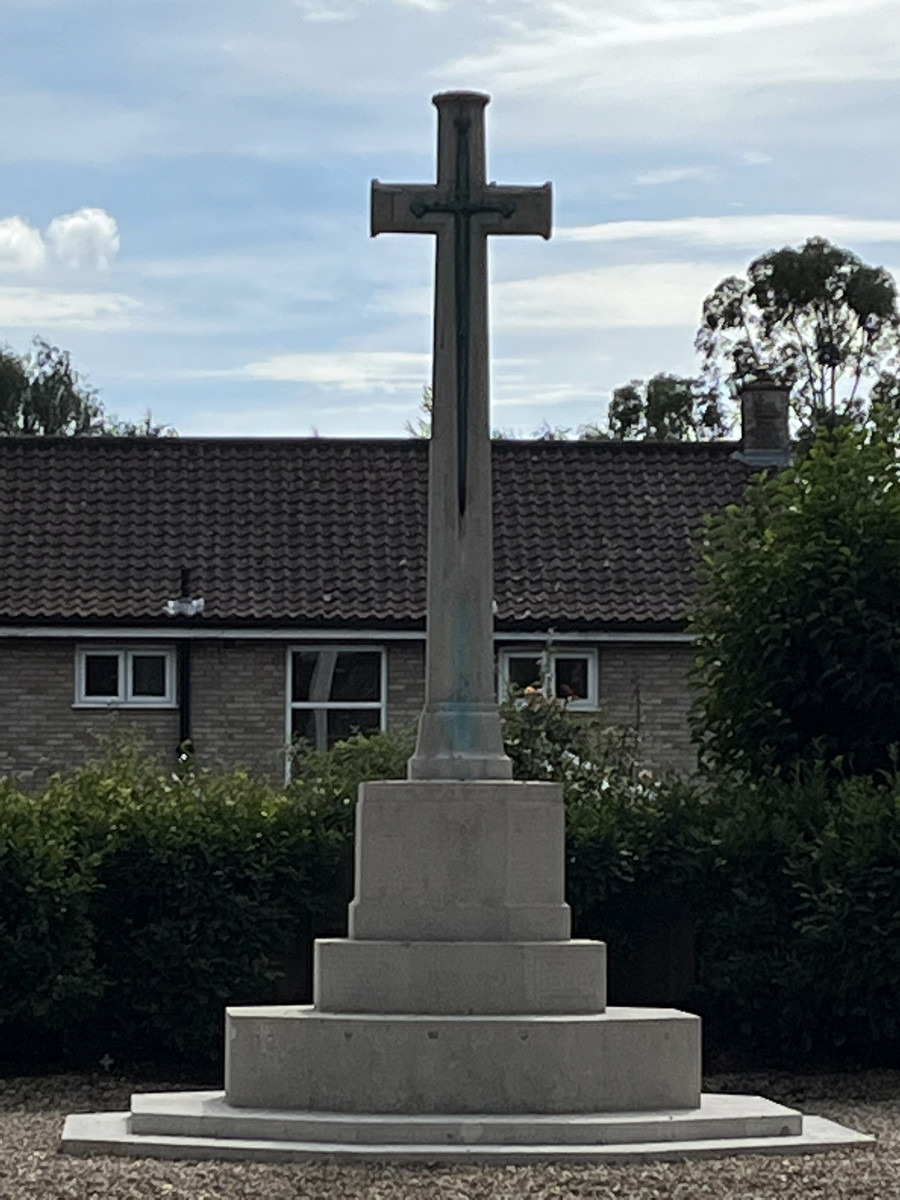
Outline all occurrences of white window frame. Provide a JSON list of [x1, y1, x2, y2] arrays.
[[498, 647, 599, 712], [74, 646, 177, 708], [286, 645, 387, 756]]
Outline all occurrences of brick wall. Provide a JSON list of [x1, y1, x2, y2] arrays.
[[386, 641, 425, 728], [0, 636, 698, 785], [598, 643, 697, 776], [0, 639, 179, 787], [0, 638, 428, 785], [190, 641, 286, 777]]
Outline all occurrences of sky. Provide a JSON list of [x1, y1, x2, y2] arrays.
[[2, 0, 900, 438]]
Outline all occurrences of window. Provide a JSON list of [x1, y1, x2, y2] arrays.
[[498, 648, 598, 711], [288, 647, 385, 751], [75, 647, 176, 707]]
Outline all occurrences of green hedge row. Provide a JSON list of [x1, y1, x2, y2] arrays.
[[505, 695, 900, 1067], [0, 737, 384, 1071], [2, 708, 899, 1072]]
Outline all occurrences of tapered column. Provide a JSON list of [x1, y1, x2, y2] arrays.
[[371, 91, 551, 779]]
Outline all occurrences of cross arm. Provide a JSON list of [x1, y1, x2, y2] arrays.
[[483, 183, 552, 239], [371, 181, 444, 236]]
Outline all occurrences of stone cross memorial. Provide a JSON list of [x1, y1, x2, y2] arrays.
[[372, 90, 550, 782], [61, 92, 870, 1164]]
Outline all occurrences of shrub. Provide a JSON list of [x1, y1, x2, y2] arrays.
[[287, 727, 415, 842], [85, 755, 334, 1067], [500, 692, 711, 964], [691, 414, 900, 778], [0, 776, 103, 1039], [693, 764, 900, 1065], [0, 739, 353, 1069]]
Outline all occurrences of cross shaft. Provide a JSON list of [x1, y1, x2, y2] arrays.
[[371, 91, 552, 780]]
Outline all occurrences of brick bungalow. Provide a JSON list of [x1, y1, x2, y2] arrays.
[[0, 381, 789, 785]]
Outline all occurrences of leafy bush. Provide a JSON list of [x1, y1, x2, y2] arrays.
[[0, 739, 354, 1069], [0, 776, 103, 1037], [500, 692, 710, 981], [287, 726, 415, 842], [87, 755, 338, 1067], [693, 764, 900, 1065], [691, 414, 900, 778], [5, 709, 900, 1072]]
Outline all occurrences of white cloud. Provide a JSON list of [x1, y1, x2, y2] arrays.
[[0, 217, 47, 274], [435, 0, 900, 152], [634, 166, 714, 187], [46, 207, 120, 271], [739, 151, 773, 165], [293, 0, 355, 21], [179, 397, 426, 437], [493, 378, 610, 410], [0, 287, 138, 330], [294, 0, 442, 22], [557, 214, 900, 249], [447, 0, 898, 95], [492, 262, 742, 330], [0, 206, 121, 278], [230, 351, 431, 392]]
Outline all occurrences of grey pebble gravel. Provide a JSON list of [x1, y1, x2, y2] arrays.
[[0, 1070, 896, 1199]]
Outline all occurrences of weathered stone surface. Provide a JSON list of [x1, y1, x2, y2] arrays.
[[348, 780, 570, 941], [372, 92, 550, 781], [313, 939, 606, 1014], [61, 1096, 874, 1164], [224, 1006, 701, 1113]]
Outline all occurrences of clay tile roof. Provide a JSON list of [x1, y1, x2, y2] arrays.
[[0, 436, 753, 632]]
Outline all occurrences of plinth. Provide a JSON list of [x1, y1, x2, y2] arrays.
[[61, 778, 871, 1162]]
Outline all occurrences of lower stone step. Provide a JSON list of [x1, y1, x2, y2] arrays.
[[129, 1090, 803, 1145], [61, 1100, 874, 1165]]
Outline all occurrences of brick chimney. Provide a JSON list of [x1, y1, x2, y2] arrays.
[[736, 374, 791, 467]]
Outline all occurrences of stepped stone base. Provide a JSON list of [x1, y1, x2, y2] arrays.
[[225, 1006, 700, 1112], [313, 939, 606, 1014], [61, 1093, 873, 1164], [59, 777, 874, 1165]]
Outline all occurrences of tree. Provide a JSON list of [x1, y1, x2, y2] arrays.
[[696, 237, 900, 432], [690, 412, 900, 778], [404, 386, 433, 439], [0, 339, 102, 435], [606, 373, 728, 440], [0, 338, 176, 437]]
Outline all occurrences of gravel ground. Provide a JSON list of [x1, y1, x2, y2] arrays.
[[0, 1069, 896, 1199]]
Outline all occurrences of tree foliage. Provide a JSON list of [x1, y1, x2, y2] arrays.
[[606, 373, 728, 440], [0, 337, 175, 437], [696, 237, 900, 431], [0, 339, 101, 435], [690, 413, 900, 778]]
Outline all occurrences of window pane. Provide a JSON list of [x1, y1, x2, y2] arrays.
[[291, 708, 328, 750], [555, 657, 589, 702], [327, 708, 382, 745], [84, 655, 119, 697], [330, 653, 381, 702], [292, 653, 318, 702], [132, 654, 167, 697], [292, 650, 381, 702], [507, 655, 543, 692], [291, 707, 380, 752]]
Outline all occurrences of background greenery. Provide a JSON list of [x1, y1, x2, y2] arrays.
[[2, 698, 899, 1074], [691, 413, 900, 779]]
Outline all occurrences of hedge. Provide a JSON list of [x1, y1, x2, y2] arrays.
[[2, 710, 900, 1071]]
